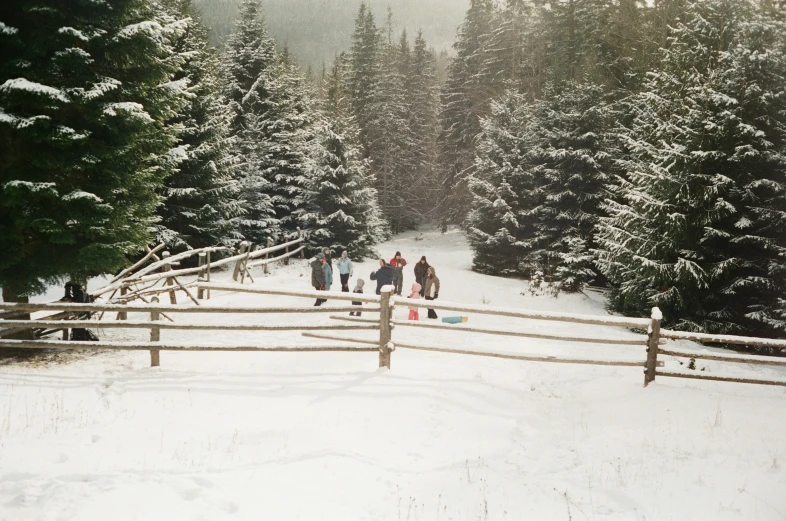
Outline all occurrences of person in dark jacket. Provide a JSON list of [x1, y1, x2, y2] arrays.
[[424, 266, 440, 319], [311, 253, 327, 306], [323, 247, 333, 267], [350, 279, 365, 316], [389, 251, 407, 296], [369, 259, 395, 295], [413, 256, 431, 296]]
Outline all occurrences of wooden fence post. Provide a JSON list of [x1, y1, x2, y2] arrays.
[[379, 288, 393, 369], [118, 284, 128, 320], [150, 296, 160, 367], [264, 238, 272, 275], [232, 241, 248, 281], [297, 228, 304, 259], [62, 328, 69, 340], [162, 251, 176, 305], [205, 251, 211, 300], [644, 307, 662, 386], [197, 252, 206, 300]]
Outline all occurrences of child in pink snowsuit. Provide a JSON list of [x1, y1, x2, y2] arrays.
[[408, 283, 421, 320]]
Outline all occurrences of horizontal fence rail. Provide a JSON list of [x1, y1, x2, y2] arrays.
[[658, 346, 786, 367], [0, 302, 380, 315], [0, 338, 378, 353], [0, 320, 379, 332], [330, 315, 652, 346], [660, 329, 786, 350], [4, 280, 785, 389], [391, 295, 651, 328], [196, 282, 383, 304], [655, 368, 786, 387], [301, 332, 659, 368]]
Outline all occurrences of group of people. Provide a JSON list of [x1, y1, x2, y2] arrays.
[[308, 249, 441, 319]]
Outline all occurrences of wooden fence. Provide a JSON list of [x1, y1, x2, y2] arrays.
[[2, 278, 785, 388]]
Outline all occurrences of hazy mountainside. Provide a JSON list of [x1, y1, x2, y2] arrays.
[[193, 0, 465, 68]]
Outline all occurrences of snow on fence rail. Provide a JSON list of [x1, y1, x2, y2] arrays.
[[91, 233, 306, 305], [3, 280, 785, 387]]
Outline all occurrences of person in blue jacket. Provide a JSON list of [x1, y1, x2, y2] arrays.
[[337, 250, 353, 292], [369, 259, 395, 295], [323, 256, 334, 291]]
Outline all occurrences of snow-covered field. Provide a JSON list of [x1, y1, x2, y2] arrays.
[[1, 228, 785, 521]]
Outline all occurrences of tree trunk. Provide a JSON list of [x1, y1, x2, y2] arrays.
[[1, 286, 35, 341]]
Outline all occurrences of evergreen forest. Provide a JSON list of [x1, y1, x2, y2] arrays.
[[1, 0, 785, 339]]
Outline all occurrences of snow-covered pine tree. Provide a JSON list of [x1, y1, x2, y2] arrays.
[[406, 31, 442, 222], [367, 16, 418, 233], [484, 0, 542, 98], [439, 0, 496, 225], [299, 59, 385, 260], [596, 0, 786, 336], [0, 0, 184, 301], [222, 0, 280, 245], [467, 92, 538, 276], [261, 53, 314, 239], [525, 82, 611, 291], [347, 2, 380, 156], [156, 0, 242, 251]]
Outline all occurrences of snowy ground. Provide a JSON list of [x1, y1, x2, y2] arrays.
[[1, 227, 785, 521]]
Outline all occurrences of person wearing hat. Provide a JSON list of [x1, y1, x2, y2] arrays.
[[413, 256, 431, 297], [337, 250, 353, 292], [389, 251, 407, 296], [370, 259, 396, 295], [350, 279, 365, 316], [311, 253, 327, 306]]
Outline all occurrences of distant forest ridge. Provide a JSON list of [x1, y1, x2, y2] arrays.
[[193, 0, 465, 69]]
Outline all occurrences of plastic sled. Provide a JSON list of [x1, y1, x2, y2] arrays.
[[441, 316, 468, 324]]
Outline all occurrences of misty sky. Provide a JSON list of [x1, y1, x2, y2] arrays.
[[195, 0, 469, 68]]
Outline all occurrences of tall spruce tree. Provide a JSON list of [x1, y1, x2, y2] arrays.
[[596, 0, 786, 336], [407, 31, 442, 221], [347, 2, 380, 156], [467, 92, 539, 276], [222, 0, 280, 245], [156, 0, 241, 251], [299, 59, 385, 259], [0, 0, 184, 302], [524, 82, 611, 291], [440, 0, 496, 225], [367, 19, 418, 233]]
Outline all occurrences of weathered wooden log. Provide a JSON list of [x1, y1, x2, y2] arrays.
[[301, 333, 653, 368], [246, 246, 306, 269], [108, 243, 165, 284], [91, 245, 229, 296], [658, 347, 786, 367], [196, 282, 383, 304], [659, 329, 786, 350], [655, 369, 786, 387], [197, 253, 206, 300], [0, 338, 378, 353], [96, 239, 305, 293], [264, 238, 272, 275], [171, 276, 200, 306], [232, 241, 248, 281], [117, 285, 128, 320], [391, 295, 651, 328], [387, 318, 648, 345], [205, 250, 211, 300], [644, 307, 662, 386], [0, 301, 382, 314], [150, 296, 160, 367], [0, 319, 379, 331], [162, 252, 177, 305], [379, 289, 393, 369]]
